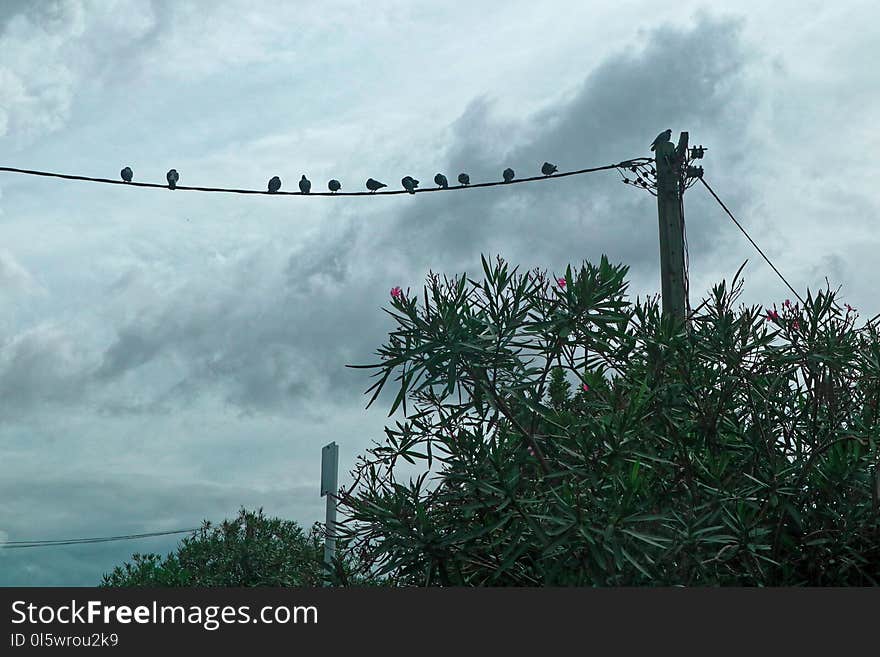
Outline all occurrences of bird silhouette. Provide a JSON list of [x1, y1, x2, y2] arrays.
[[120, 166, 133, 183], [328, 179, 341, 193], [541, 162, 557, 176], [401, 176, 419, 194], [502, 168, 515, 183], [366, 178, 387, 193], [268, 176, 282, 193], [299, 175, 311, 194], [457, 173, 470, 186], [650, 129, 672, 152], [166, 169, 179, 189], [434, 173, 448, 189]]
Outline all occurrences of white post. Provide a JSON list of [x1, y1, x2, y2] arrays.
[[320, 442, 339, 586]]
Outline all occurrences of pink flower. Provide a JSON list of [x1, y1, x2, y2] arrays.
[[390, 286, 403, 299], [557, 277, 566, 289], [766, 309, 779, 321], [527, 446, 535, 456], [582, 383, 590, 392], [783, 299, 791, 308], [792, 319, 800, 331]]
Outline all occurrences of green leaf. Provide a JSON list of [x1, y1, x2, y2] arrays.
[[620, 529, 670, 549]]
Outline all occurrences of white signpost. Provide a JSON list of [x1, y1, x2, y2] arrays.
[[320, 442, 339, 586]]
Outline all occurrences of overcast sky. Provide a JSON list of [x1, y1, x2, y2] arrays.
[[1, 0, 877, 585]]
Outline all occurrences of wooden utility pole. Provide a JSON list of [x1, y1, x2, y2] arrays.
[[654, 131, 689, 327]]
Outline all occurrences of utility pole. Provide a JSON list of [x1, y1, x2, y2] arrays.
[[320, 441, 339, 586], [654, 131, 689, 327]]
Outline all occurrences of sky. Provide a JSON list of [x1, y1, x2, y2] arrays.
[[1, 0, 878, 585]]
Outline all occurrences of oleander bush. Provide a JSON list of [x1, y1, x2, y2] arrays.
[[339, 255, 880, 585]]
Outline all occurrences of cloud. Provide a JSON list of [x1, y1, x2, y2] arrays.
[[0, 1, 86, 141], [373, 12, 757, 287], [9, 12, 760, 421], [0, 1, 165, 143], [0, 250, 45, 296], [88, 226, 393, 417], [0, 323, 94, 414]]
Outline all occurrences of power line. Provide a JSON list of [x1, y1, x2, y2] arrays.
[[699, 177, 805, 306], [1, 155, 804, 309], [0, 159, 650, 196], [1, 527, 199, 549]]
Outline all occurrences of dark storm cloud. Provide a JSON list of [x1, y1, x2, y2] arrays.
[[0, 326, 91, 413], [94, 329, 164, 380], [85, 13, 758, 417], [382, 13, 754, 274], [90, 224, 389, 417], [0, 0, 31, 26]]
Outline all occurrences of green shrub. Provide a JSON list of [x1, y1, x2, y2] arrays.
[[101, 508, 323, 586], [339, 255, 880, 585]]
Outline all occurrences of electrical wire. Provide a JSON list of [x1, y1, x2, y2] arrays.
[[0, 159, 651, 197], [616, 160, 658, 197], [699, 177, 805, 306], [1, 528, 199, 549]]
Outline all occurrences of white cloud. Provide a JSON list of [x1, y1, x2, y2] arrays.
[[0, 250, 45, 296], [0, 0, 156, 142]]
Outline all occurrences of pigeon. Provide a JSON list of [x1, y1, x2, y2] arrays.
[[166, 169, 179, 189], [434, 173, 448, 189], [120, 166, 133, 183], [650, 129, 672, 152], [366, 178, 387, 193], [401, 176, 419, 194], [268, 176, 282, 193], [328, 179, 341, 193], [457, 173, 470, 186], [299, 175, 311, 194], [541, 161, 557, 176], [502, 168, 515, 183]]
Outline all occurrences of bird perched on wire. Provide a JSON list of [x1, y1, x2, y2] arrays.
[[268, 176, 282, 193], [502, 168, 515, 183], [299, 175, 311, 194], [366, 178, 387, 193], [401, 176, 419, 194], [166, 169, 179, 189], [328, 179, 341, 193], [120, 166, 133, 183], [434, 173, 448, 189], [541, 162, 557, 176], [650, 129, 672, 152], [457, 173, 470, 186]]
